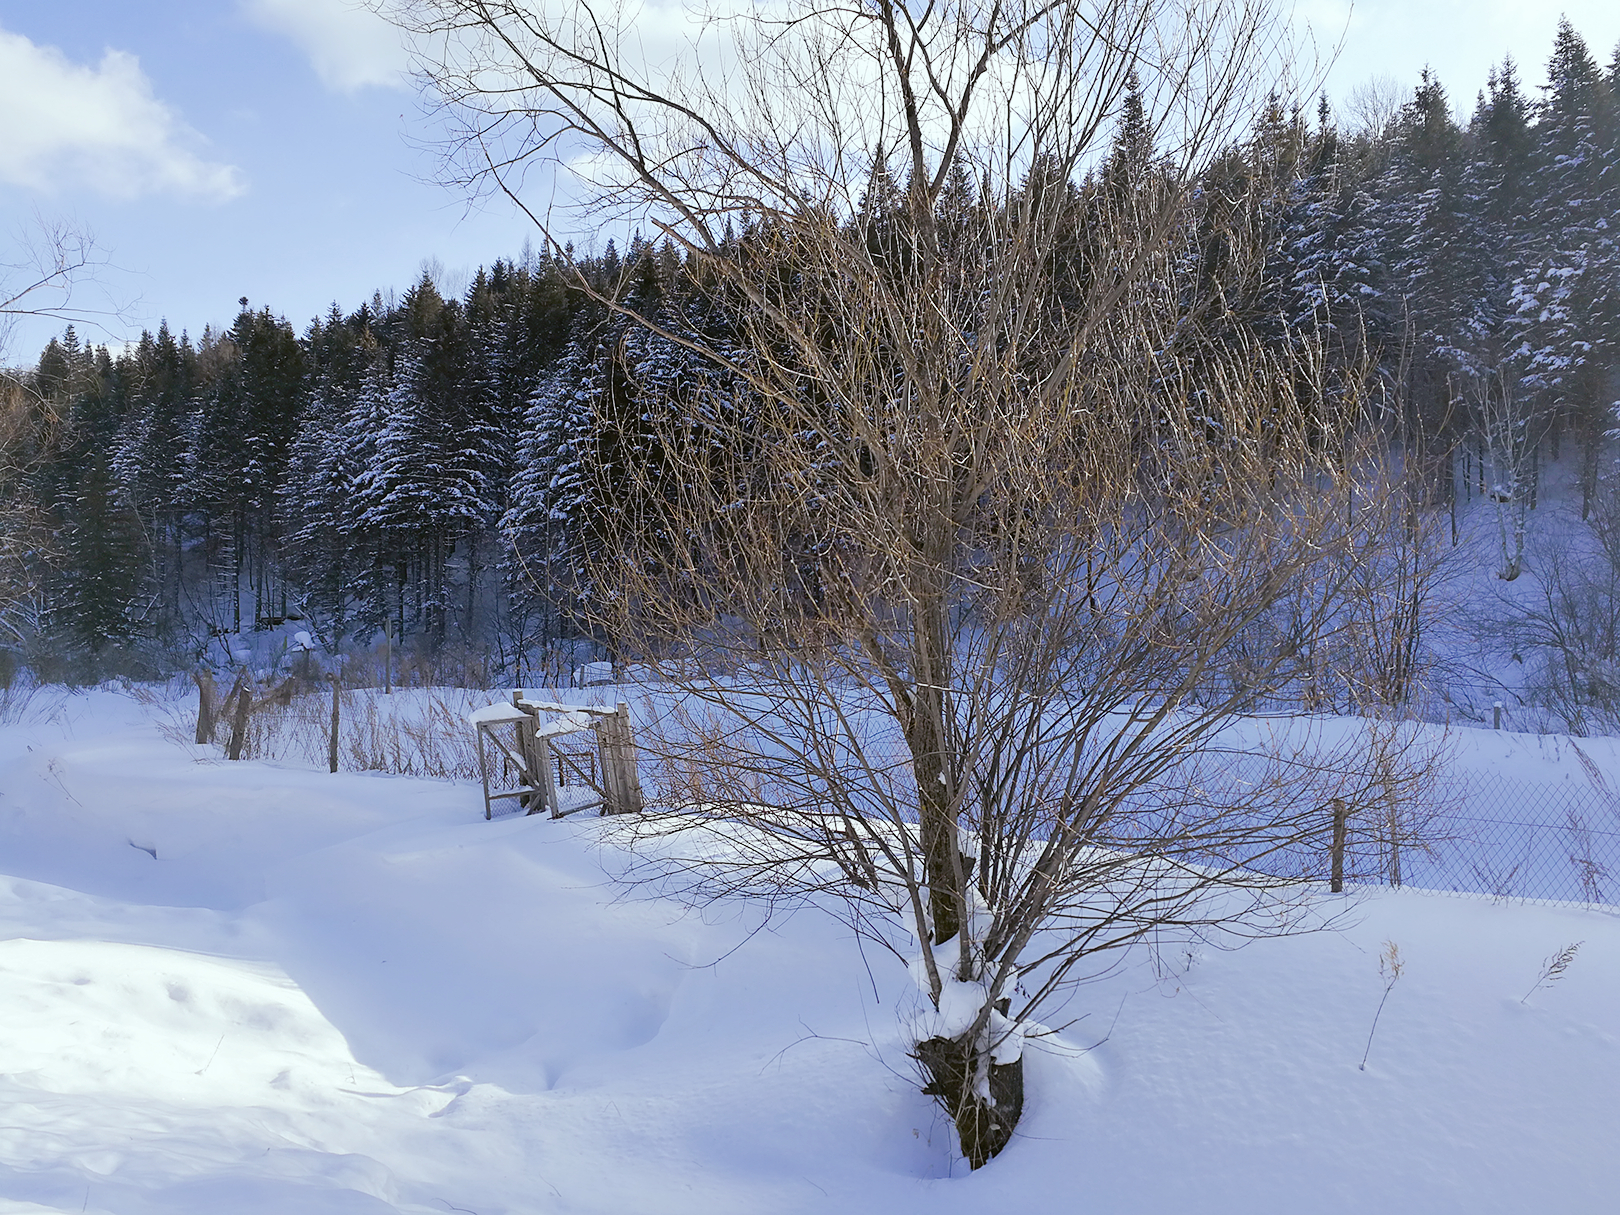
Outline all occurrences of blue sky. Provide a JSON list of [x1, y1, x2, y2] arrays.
[[1, 1, 1617, 363]]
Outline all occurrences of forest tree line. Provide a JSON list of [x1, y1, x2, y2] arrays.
[[2, 18, 1617, 685]]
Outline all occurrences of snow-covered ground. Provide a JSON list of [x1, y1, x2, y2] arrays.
[[1, 687, 1617, 1213]]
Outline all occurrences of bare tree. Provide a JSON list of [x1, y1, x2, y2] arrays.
[[388, 0, 1436, 1166], [0, 216, 118, 359], [1344, 73, 1405, 146], [1477, 368, 1546, 582], [1326, 451, 1455, 715], [1500, 474, 1620, 735]]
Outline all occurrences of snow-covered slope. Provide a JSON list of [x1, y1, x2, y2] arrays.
[[0, 689, 1616, 1213]]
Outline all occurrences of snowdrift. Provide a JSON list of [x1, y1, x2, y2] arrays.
[[0, 687, 1615, 1213]]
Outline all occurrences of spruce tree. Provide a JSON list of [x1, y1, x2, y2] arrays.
[[58, 454, 147, 659]]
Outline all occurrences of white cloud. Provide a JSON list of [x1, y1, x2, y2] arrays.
[[0, 27, 244, 203], [244, 0, 410, 92]]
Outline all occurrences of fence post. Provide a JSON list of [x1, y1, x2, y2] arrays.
[[1385, 779, 1402, 888], [1330, 798, 1348, 893], [225, 668, 252, 761], [328, 675, 341, 774], [536, 734, 560, 818], [1493, 701, 1503, 729], [597, 701, 643, 815], [511, 689, 529, 807], [595, 713, 617, 814], [193, 669, 217, 744], [477, 720, 493, 820], [510, 689, 549, 814]]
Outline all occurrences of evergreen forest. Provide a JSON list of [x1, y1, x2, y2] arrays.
[[3, 19, 1618, 695]]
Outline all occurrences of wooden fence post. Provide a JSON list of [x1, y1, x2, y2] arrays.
[[1386, 784, 1402, 888], [621, 702, 642, 814], [478, 718, 493, 820], [536, 732, 560, 818], [596, 701, 642, 815], [328, 675, 341, 774], [225, 668, 252, 761], [1330, 798, 1348, 893], [511, 690, 544, 814], [595, 710, 616, 815], [193, 669, 217, 744]]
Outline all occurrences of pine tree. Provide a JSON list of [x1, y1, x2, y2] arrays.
[[57, 454, 147, 658], [282, 309, 380, 642], [1374, 70, 1479, 437], [357, 275, 507, 644], [1267, 96, 1391, 376], [1509, 20, 1619, 514], [504, 320, 600, 664]]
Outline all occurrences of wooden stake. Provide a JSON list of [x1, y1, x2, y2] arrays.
[[193, 669, 217, 744], [1330, 798, 1347, 893], [328, 675, 341, 774], [225, 668, 252, 761], [513, 690, 541, 813], [597, 702, 642, 815], [537, 735, 560, 818], [478, 722, 492, 820]]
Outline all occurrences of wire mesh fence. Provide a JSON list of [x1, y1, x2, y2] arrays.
[[1357, 774, 1620, 906]]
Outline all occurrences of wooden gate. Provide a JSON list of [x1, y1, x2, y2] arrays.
[[471, 694, 643, 821]]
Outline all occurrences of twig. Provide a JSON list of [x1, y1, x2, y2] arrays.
[[1522, 941, 1582, 1004], [1359, 940, 1403, 1071], [194, 1032, 226, 1076]]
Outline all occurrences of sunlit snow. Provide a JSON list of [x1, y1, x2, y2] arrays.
[[0, 688, 1616, 1212]]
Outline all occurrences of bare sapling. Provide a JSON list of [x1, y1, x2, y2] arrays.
[[1359, 940, 1403, 1070], [389, 0, 1439, 1169], [1330, 449, 1453, 715], [1477, 369, 1545, 583], [1521, 941, 1582, 1004]]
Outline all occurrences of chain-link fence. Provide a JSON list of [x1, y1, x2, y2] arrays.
[[1357, 774, 1620, 906]]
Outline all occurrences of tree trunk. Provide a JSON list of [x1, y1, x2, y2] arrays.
[[908, 563, 963, 947], [915, 1027, 1024, 1169], [909, 701, 963, 946], [1447, 445, 1458, 546]]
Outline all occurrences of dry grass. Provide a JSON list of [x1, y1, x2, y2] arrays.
[[0, 679, 65, 726], [181, 683, 604, 783], [232, 687, 488, 779]]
